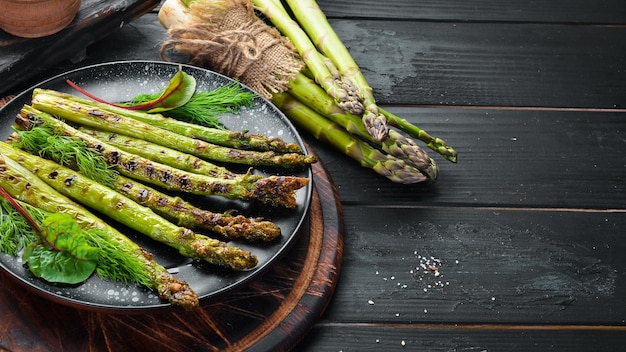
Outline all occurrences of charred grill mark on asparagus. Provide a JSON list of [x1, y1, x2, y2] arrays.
[[113, 175, 282, 242], [79, 127, 241, 180]]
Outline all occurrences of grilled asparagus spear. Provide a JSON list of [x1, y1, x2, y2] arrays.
[[111, 174, 282, 242], [0, 153, 199, 309], [31, 89, 316, 168], [38, 88, 304, 154], [0, 141, 258, 271], [16, 105, 308, 208], [78, 127, 242, 180], [9, 128, 282, 242]]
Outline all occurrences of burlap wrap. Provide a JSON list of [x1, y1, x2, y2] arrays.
[[161, 0, 303, 99]]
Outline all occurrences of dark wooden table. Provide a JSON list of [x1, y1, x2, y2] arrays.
[[2, 0, 626, 351]]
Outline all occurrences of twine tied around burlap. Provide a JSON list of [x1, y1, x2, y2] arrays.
[[160, 0, 303, 99]]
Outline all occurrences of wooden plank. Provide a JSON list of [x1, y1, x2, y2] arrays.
[[317, 0, 626, 24], [317, 206, 626, 324], [305, 107, 626, 209], [297, 325, 626, 351], [325, 19, 626, 108]]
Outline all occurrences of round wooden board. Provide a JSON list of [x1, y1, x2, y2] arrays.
[[0, 144, 344, 352]]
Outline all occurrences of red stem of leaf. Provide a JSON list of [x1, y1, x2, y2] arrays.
[[66, 79, 181, 110], [0, 185, 41, 235]]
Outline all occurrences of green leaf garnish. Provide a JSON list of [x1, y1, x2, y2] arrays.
[[128, 81, 256, 128], [66, 65, 197, 112], [0, 199, 43, 256], [0, 197, 154, 287], [0, 185, 98, 285], [144, 68, 197, 113], [22, 213, 98, 285]]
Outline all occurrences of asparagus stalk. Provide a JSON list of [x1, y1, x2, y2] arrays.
[[0, 141, 258, 271], [283, 0, 388, 142], [16, 106, 308, 208], [380, 108, 457, 163], [250, 0, 364, 115], [40, 88, 303, 154], [272, 92, 428, 184], [8, 130, 282, 242], [31, 90, 316, 168], [0, 153, 199, 309], [294, 70, 456, 163], [287, 72, 438, 180], [111, 174, 282, 242], [78, 127, 242, 180]]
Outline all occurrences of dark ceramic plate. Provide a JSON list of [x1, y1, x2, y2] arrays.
[[0, 61, 312, 312]]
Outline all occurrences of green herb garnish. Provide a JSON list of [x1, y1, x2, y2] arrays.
[[127, 81, 256, 128], [22, 213, 99, 285], [66, 65, 196, 112], [12, 122, 118, 186], [0, 187, 98, 285]]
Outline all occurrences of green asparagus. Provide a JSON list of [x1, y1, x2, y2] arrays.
[[0, 141, 258, 270], [39, 88, 304, 154], [31, 90, 316, 168], [272, 92, 427, 184], [77, 127, 242, 180], [250, 0, 363, 115], [287, 72, 438, 180], [379, 107, 457, 163], [111, 175, 282, 242], [16, 106, 308, 208], [0, 153, 199, 309], [9, 128, 282, 242], [279, 0, 388, 141]]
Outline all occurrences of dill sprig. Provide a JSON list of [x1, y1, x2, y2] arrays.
[[12, 124, 118, 186], [128, 81, 256, 128], [81, 228, 155, 287], [0, 199, 44, 255]]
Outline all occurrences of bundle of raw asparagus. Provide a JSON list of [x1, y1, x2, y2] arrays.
[[158, 0, 457, 184], [0, 79, 314, 309]]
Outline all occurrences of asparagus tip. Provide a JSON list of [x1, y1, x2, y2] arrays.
[[373, 160, 429, 184], [252, 175, 309, 208], [362, 111, 389, 142], [385, 130, 439, 180], [157, 273, 200, 310]]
